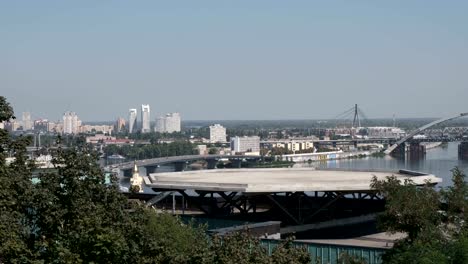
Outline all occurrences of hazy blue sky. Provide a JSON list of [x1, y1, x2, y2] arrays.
[[1, 1, 467, 121]]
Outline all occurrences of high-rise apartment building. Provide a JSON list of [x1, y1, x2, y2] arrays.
[[165, 112, 180, 133], [62, 112, 80, 134], [209, 124, 227, 143], [5, 120, 21, 132], [128, 109, 137, 133], [230, 136, 260, 154], [115, 117, 126, 133], [22, 112, 33, 131], [154, 112, 181, 133], [155, 116, 165, 133], [141, 104, 151, 133]]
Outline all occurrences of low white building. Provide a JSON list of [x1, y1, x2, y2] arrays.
[[35, 155, 53, 168], [231, 136, 260, 155], [80, 125, 113, 135], [271, 141, 315, 152], [86, 135, 116, 144], [366, 127, 406, 139]]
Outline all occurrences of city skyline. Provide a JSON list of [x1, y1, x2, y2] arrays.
[[2, 1, 468, 121], [4, 107, 468, 124]]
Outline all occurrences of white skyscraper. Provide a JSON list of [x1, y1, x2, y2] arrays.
[[22, 112, 33, 131], [155, 115, 165, 133], [62, 112, 80, 134], [141, 104, 151, 133], [209, 124, 227, 143], [165, 113, 181, 133], [154, 112, 181, 133], [128, 109, 137, 133]]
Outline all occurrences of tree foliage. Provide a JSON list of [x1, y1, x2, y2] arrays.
[[211, 232, 310, 264], [371, 168, 468, 263], [104, 141, 197, 160]]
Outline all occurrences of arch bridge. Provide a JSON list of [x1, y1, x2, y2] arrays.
[[384, 112, 468, 155]]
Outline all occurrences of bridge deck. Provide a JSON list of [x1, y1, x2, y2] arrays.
[[115, 154, 261, 170], [144, 168, 441, 193]]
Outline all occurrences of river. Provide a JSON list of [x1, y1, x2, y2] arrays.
[[295, 142, 468, 188]]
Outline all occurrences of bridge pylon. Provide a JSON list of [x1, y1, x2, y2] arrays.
[[459, 141, 468, 160]]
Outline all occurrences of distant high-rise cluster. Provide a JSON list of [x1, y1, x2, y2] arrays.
[[2, 109, 112, 135], [126, 105, 181, 134], [155, 113, 181, 133], [128, 109, 137, 133], [62, 112, 81, 134], [141, 104, 151, 133], [209, 124, 227, 143], [2, 104, 183, 136], [22, 112, 33, 131]]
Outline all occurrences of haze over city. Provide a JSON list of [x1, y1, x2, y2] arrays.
[[2, 1, 468, 121]]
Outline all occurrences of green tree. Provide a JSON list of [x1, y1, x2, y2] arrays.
[[371, 168, 468, 263], [337, 252, 368, 264], [208, 147, 218, 155], [0, 96, 36, 261], [370, 176, 440, 241], [211, 232, 310, 264]]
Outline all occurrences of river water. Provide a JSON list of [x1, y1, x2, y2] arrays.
[[295, 142, 468, 188]]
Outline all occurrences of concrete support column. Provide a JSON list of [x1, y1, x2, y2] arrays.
[[459, 142, 468, 160], [174, 162, 187, 172], [207, 159, 218, 170], [145, 165, 158, 175], [408, 142, 426, 159], [230, 159, 242, 168], [391, 144, 406, 159], [122, 168, 132, 177]]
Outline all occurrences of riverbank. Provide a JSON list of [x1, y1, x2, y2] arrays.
[[277, 149, 381, 163], [248, 160, 295, 168]]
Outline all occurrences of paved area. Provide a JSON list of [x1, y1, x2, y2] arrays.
[[144, 168, 442, 193], [297, 232, 407, 249]]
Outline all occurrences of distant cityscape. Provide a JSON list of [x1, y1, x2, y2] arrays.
[[2, 101, 468, 163], [0, 104, 183, 135]]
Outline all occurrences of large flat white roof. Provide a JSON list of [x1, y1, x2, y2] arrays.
[[144, 168, 442, 193]]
